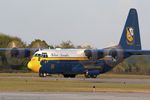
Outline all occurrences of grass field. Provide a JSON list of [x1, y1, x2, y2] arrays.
[[0, 73, 150, 92]]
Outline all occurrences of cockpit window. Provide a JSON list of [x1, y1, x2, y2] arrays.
[[34, 53, 41, 57], [34, 53, 48, 58], [42, 53, 48, 58], [38, 54, 41, 57]]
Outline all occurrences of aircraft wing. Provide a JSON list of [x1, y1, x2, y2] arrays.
[[84, 49, 150, 60], [124, 50, 150, 55], [0, 48, 43, 69], [0, 48, 39, 57]]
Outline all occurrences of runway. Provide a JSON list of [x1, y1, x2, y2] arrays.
[[0, 73, 150, 97], [0, 92, 150, 100], [1, 76, 150, 84]]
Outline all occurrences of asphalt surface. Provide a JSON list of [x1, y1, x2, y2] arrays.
[[84, 78, 150, 84], [0, 76, 150, 100], [43, 77, 150, 84], [1, 76, 150, 84], [0, 92, 150, 100]]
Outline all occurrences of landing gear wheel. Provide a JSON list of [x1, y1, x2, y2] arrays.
[[91, 75, 97, 78], [39, 72, 47, 77], [63, 74, 76, 78], [63, 74, 69, 78], [39, 72, 42, 77], [70, 74, 76, 78], [85, 74, 97, 78], [39, 68, 47, 77]]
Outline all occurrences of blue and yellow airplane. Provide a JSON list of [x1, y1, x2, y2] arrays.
[[26, 8, 150, 78]]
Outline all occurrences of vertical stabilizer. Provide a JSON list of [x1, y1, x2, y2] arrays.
[[119, 8, 141, 50]]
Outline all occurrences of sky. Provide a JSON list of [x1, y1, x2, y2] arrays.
[[0, 0, 150, 49]]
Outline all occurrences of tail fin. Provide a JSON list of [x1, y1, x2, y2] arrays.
[[119, 8, 141, 50]]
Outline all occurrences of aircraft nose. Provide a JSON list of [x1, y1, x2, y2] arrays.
[[27, 62, 32, 70], [27, 61, 41, 73]]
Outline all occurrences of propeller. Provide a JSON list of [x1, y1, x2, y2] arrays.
[[104, 48, 124, 67], [5, 41, 24, 68]]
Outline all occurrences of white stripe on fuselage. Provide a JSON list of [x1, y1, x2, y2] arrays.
[[34, 49, 86, 58]]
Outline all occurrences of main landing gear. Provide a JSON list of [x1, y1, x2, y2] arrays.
[[84, 74, 97, 78], [63, 74, 76, 78]]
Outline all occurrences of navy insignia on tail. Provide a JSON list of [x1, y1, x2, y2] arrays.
[[126, 27, 134, 45]]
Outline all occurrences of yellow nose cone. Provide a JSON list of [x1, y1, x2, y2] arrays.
[[27, 62, 32, 69], [27, 61, 41, 73]]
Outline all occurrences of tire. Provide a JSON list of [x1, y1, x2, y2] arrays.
[[63, 74, 69, 78], [39, 72, 42, 77], [63, 74, 76, 78], [39, 68, 47, 77], [91, 75, 97, 78], [85, 74, 97, 78], [70, 74, 76, 78]]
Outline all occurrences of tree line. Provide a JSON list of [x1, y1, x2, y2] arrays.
[[0, 33, 150, 75], [0, 33, 92, 49]]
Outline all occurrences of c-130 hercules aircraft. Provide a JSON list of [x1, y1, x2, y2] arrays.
[[27, 8, 150, 78]]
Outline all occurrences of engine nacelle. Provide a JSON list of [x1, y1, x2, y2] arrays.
[[104, 48, 124, 66], [84, 49, 104, 60], [84, 48, 124, 66]]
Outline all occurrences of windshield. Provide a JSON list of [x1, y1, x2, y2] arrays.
[[42, 53, 48, 58], [34, 53, 41, 57]]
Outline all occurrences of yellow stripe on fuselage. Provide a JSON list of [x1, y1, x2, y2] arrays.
[[32, 57, 89, 61], [46, 57, 88, 60]]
